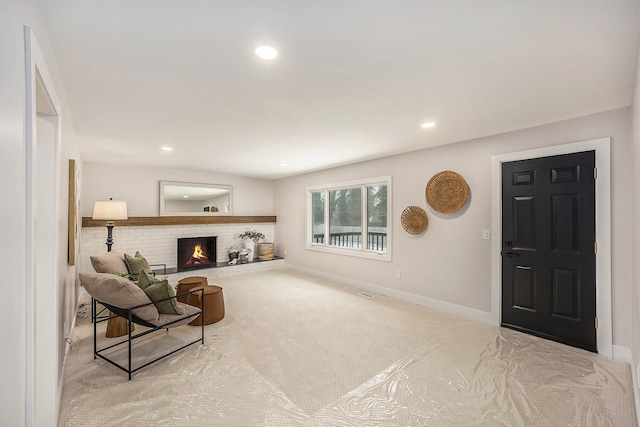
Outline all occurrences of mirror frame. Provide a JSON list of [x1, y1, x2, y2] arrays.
[[160, 180, 233, 216]]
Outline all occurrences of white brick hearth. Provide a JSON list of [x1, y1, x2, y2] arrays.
[[80, 222, 281, 281]]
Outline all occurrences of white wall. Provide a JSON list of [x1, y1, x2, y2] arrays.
[[80, 162, 276, 282], [630, 42, 640, 404], [1, 0, 81, 425], [1, 7, 30, 424], [81, 162, 274, 217], [274, 108, 632, 348]]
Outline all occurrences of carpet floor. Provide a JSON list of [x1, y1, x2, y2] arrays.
[[58, 268, 637, 426]]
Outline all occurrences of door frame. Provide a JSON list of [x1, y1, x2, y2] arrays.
[[491, 138, 612, 358], [25, 26, 62, 425]]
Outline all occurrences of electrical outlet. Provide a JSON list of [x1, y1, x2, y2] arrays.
[[395, 270, 401, 279]]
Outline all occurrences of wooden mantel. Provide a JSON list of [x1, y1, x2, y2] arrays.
[[82, 215, 276, 227]]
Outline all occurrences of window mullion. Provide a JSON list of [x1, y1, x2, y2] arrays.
[[324, 190, 330, 247], [361, 185, 367, 252]]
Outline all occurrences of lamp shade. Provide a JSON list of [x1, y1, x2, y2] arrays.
[[92, 200, 128, 220]]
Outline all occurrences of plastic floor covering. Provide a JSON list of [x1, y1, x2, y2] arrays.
[[58, 269, 637, 426]]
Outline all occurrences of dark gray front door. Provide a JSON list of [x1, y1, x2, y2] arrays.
[[501, 150, 597, 352]]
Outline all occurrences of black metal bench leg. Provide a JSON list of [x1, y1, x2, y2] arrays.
[[93, 298, 97, 360], [128, 311, 133, 380]]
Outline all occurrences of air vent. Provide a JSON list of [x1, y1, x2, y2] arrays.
[[359, 292, 374, 298]]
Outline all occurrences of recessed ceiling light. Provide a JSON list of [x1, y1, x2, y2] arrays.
[[421, 122, 436, 129], [255, 45, 278, 60], [161, 146, 173, 151], [279, 163, 288, 167], [183, 195, 189, 198]]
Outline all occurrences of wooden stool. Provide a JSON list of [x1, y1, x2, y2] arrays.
[[176, 276, 208, 303], [106, 312, 134, 338], [186, 285, 225, 326]]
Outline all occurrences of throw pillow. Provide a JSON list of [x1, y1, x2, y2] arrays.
[[79, 272, 159, 324], [124, 251, 152, 279], [142, 279, 184, 315], [136, 270, 158, 290], [90, 252, 128, 274]]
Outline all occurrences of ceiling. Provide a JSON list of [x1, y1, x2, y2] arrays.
[[38, 0, 640, 179]]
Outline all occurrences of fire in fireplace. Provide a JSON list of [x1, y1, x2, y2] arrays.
[[177, 236, 217, 272]]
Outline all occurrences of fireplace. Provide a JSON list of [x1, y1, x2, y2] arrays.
[[177, 236, 217, 272]]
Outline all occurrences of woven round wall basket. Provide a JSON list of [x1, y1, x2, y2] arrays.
[[401, 206, 428, 235], [425, 170, 469, 214]]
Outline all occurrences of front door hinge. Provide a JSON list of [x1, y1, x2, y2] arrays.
[[594, 242, 598, 254], [595, 317, 599, 329], [594, 167, 598, 179]]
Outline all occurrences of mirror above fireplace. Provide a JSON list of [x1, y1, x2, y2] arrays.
[[160, 181, 232, 216]]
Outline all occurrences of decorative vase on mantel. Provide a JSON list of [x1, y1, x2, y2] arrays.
[[243, 239, 256, 262], [235, 229, 265, 262]]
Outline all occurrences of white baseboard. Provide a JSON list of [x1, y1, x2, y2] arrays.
[[613, 345, 633, 364], [633, 359, 640, 427], [612, 344, 640, 423], [287, 264, 493, 325], [57, 306, 77, 422]]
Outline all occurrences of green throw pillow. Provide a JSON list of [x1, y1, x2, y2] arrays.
[[136, 270, 157, 290], [142, 279, 183, 315], [124, 251, 152, 280]]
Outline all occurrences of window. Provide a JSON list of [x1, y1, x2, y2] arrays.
[[307, 176, 391, 261]]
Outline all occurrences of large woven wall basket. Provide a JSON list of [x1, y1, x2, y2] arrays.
[[425, 170, 469, 214]]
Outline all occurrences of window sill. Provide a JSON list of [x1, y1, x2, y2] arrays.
[[306, 244, 391, 262]]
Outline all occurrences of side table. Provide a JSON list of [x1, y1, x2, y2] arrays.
[[186, 285, 225, 326]]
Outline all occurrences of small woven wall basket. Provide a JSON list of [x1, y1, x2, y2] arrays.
[[401, 206, 428, 235], [425, 170, 469, 214]]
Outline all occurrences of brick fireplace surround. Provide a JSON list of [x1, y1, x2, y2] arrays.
[[80, 219, 281, 282]]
